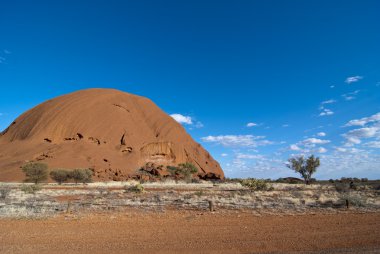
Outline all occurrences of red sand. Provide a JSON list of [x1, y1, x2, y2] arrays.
[[0, 210, 379, 254]]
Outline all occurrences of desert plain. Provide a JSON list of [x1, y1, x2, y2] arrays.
[[1, 181, 379, 253]]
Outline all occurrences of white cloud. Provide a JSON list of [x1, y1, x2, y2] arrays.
[[315, 148, 380, 179], [282, 124, 290, 128], [330, 85, 335, 88], [288, 138, 330, 154], [194, 121, 204, 128], [201, 135, 272, 147], [345, 76, 363, 84], [344, 112, 380, 127], [334, 146, 365, 153], [221, 153, 228, 157], [343, 127, 379, 146], [0, 56, 5, 64], [246, 122, 258, 127], [318, 100, 336, 117], [321, 99, 336, 105], [223, 145, 380, 179], [319, 108, 334, 116], [364, 141, 380, 148], [302, 138, 330, 146], [224, 152, 290, 179], [317, 132, 326, 137], [335, 147, 347, 152], [342, 90, 360, 101], [236, 153, 264, 160], [290, 144, 301, 151], [343, 95, 354, 101], [317, 147, 327, 153], [170, 114, 193, 125]]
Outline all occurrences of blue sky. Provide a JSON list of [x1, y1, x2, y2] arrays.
[[1, 0, 380, 179]]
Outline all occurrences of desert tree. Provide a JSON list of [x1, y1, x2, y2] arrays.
[[287, 155, 320, 184], [50, 169, 71, 185], [70, 168, 93, 184], [21, 162, 48, 184]]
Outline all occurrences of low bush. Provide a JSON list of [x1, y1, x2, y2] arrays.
[[334, 182, 350, 193], [191, 178, 202, 184], [340, 194, 366, 207], [125, 184, 144, 193], [0, 185, 11, 199], [21, 184, 42, 194], [240, 178, 272, 191], [275, 177, 304, 184], [167, 163, 198, 182], [222, 178, 242, 183], [194, 190, 204, 197], [340, 177, 362, 183]]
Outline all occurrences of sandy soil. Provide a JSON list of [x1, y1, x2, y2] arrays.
[[0, 210, 379, 254]]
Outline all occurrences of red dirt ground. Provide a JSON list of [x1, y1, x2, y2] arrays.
[[0, 210, 379, 253]]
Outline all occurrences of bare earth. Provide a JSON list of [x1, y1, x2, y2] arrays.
[[1, 210, 379, 254]]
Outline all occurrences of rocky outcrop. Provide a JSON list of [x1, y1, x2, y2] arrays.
[[0, 88, 224, 181]]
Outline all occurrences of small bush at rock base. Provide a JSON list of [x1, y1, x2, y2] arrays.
[[50, 169, 71, 184], [70, 168, 93, 184]]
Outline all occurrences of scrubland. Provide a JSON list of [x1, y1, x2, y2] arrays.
[[1, 180, 379, 253], [0, 180, 379, 218]]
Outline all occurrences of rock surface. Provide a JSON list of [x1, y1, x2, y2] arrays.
[[0, 88, 224, 181]]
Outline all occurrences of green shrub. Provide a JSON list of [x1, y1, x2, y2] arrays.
[[178, 163, 198, 174], [70, 168, 93, 184], [191, 178, 202, 183], [275, 177, 303, 184], [0, 185, 11, 199], [22, 162, 48, 184], [21, 184, 42, 194], [167, 166, 181, 177], [340, 194, 366, 207], [50, 169, 71, 184], [334, 182, 350, 193], [167, 163, 199, 182], [125, 184, 144, 193], [240, 178, 272, 191], [194, 190, 204, 197]]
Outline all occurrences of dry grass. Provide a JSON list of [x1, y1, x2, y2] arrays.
[[0, 181, 378, 218]]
